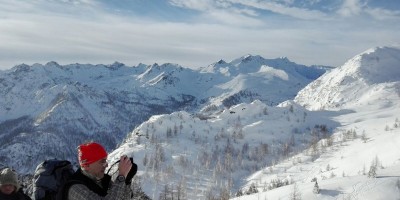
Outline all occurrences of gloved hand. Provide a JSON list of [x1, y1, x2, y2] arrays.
[[125, 158, 137, 185]]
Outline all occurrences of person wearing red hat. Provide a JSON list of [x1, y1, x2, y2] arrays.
[[65, 142, 133, 200]]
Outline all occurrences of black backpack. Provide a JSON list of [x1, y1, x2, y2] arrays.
[[32, 159, 75, 200]]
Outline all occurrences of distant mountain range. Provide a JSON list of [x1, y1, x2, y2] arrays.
[[0, 55, 327, 173], [110, 47, 400, 199], [2, 46, 399, 199], [107, 46, 400, 199]]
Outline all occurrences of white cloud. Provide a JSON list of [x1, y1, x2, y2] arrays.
[[168, 0, 215, 11], [337, 0, 365, 17], [336, 0, 400, 20], [365, 7, 400, 20], [228, 0, 328, 20], [169, 0, 328, 20], [168, 0, 263, 26]]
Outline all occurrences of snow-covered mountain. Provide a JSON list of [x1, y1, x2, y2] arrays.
[[108, 100, 340, 199], [295, 46, 400, 110], [3, 45, 399, 200], [0, 55, 325, 173], [200, 55, 328, 108], [231, 46, 400, 199], [107, 46, 400, 199]]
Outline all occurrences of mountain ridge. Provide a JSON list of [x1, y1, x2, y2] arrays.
[[107, 46, 400, 199], [0, 54, 326, 174], [3, 46, 399, 199], [294, 46, 400, 110], [232, 46, 400, 199]]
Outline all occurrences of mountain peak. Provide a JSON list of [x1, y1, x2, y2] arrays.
[[45, 61, 60, 67], [217, 59, 227, 64], [240, 54, 263, 63], [295, 45, 400, 110], [106, 61, 125, 70], [343, 46, 400, 84], [13, 63, 32, 73]]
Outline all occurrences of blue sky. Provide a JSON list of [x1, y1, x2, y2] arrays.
[[0, 0, 399, 69]]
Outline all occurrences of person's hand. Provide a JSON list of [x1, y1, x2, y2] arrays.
[[125, 161, 138, 185], [118, 155, 132, 177]]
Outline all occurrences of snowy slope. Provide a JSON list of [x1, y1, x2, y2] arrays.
[[0, 56, 325, 174], [233, 46, 400, 200], [232, 97, 400, 200], [4, 45, 399, 199], [201, 55, 328, 108], [108, 100, 340, 199], [294, 46, 400, 110], [106, 46, 400, 199]]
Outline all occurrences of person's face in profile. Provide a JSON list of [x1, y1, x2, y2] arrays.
[[85, 158, 108, 179]]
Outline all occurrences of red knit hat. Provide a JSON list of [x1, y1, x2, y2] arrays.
[[78, 142, 108, 167]]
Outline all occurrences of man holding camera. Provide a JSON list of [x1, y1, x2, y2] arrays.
[[66, 142, 136, 200]]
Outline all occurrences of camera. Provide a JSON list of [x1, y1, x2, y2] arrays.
[[125, 158, 137, 184], [107, 157, 138, 185], [113, 156, 134, 165]]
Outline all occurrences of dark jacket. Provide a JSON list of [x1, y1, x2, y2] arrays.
[[0, 189, 32, 200], [64, 169, 131, 200]]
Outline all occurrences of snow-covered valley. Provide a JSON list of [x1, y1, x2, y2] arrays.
[[1, 46, 400, 199]]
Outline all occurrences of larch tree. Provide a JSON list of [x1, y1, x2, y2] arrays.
[[290, 183, 302, 200], [313, 181, 320, 194]]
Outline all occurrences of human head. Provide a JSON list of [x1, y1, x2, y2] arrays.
[[0, 168, 19, 195], [78, 142, 108, 179]]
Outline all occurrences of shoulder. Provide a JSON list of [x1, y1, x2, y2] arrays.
[[67, 183, 92, 200], [64, 181, 87, 197], [17, 193, 32, 200], [68, 182, 89, 192], [68, 183, 90, 197], [16, 189, 32, 200], [69, 183, 88, 190], [23, 194, 33, 200]]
